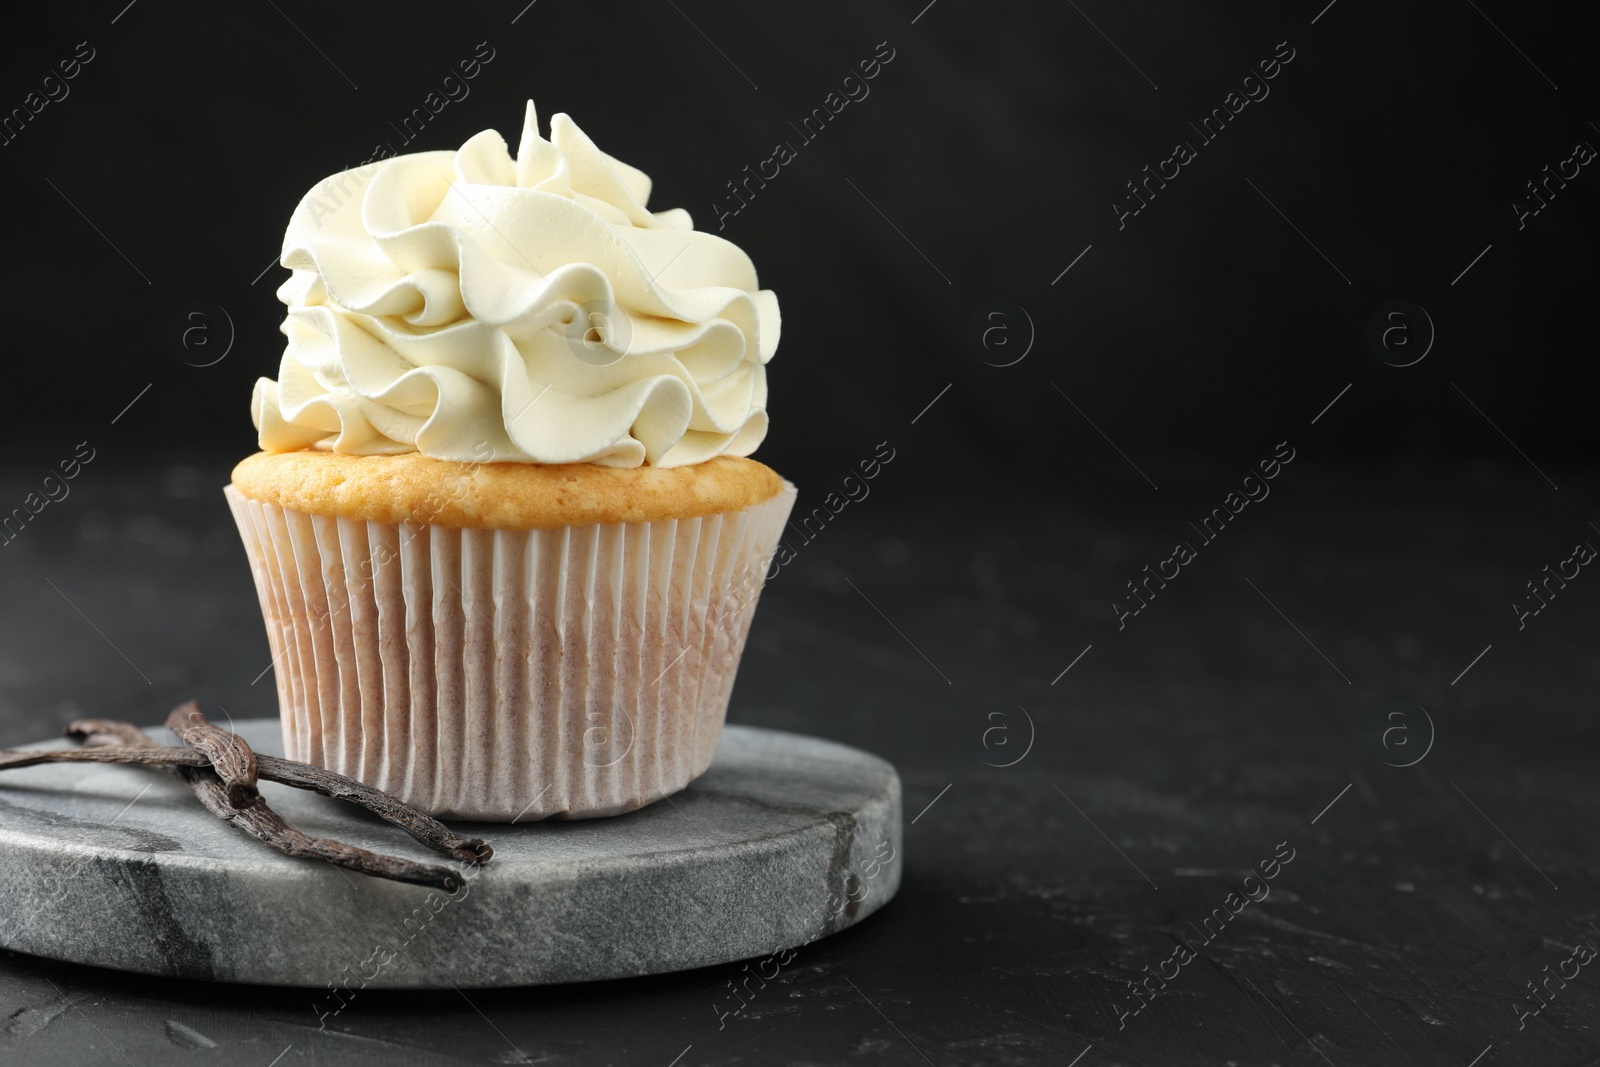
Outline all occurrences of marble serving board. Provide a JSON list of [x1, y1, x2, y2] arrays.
[[0, 719, 901, 989]]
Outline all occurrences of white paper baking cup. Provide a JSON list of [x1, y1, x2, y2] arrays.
[[223, 481, 796, 820]]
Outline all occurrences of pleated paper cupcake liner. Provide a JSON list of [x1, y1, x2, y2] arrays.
[[223, 482, 796, 820]]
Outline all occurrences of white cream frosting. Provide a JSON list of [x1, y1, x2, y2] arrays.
[[253, 101, 778, 467]]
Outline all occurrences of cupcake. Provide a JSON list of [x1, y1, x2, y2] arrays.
[[225, 102, 794, 820]]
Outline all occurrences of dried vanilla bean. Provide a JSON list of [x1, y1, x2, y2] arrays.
[[166, 701, 257, 806], [178, 767, 463, 890], [253, 754, 492, 865], [88, 709, 493, 865], [70, 719, 156, 749], [0, 746, 204, 772], [0, 710, 497, 889]]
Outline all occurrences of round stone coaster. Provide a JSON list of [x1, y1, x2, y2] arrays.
[[0, 720, 901, 989]]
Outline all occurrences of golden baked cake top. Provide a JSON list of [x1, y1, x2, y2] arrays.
[[230, 451, 785, 530]]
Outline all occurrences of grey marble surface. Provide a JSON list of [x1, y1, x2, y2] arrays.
[[0, 721, 902, 990]]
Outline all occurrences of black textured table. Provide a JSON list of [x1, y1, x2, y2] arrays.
[[1, 449, 1596, 1066]]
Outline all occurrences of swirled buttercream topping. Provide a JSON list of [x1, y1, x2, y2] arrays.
[[252, 101, 777, 467]]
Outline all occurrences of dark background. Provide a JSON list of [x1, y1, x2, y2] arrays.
[[2, 0, 1596, 484], [3, 2, 1600, 1065]]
